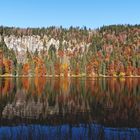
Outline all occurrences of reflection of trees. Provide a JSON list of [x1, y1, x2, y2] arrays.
[[35, 77, 46, 95], [60, 77, 70, 95], [0, 77, 140, 127], [22, 77, 30, 91], [0, 78, 14, 95], [88, 78, 140, 127], [0, 78, 15, 118]]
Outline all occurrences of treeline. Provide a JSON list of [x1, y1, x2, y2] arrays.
[[0, 26, 92, 42], [0, 24, 139, 77]]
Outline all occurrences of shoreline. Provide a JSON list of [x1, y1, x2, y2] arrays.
[[0, 74, 140, 78]]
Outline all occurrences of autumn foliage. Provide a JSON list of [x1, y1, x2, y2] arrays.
[[0, 25, 139, 77]]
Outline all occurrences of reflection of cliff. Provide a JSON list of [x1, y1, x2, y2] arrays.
[[2, 90, 59, 119], [2, 89, 90, 120]]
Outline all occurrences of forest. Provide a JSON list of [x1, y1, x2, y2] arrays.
[[0, 24, 139, 77]]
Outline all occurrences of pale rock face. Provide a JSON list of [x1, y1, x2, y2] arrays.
[[1, 35, 90, 63], [46, 38, 60, 51], [2, 35, 62, 63]]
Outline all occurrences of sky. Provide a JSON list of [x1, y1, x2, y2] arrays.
[[0, 0, 140, 29]]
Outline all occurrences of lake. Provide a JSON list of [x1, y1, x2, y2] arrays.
[[0, 77, 140, 140]]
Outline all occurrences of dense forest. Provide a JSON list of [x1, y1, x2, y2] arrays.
[[0, 24, 140, 77]]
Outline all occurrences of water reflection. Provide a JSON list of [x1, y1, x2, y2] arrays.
[[0, 77, 140, 139], [0, 78, 140, 126]]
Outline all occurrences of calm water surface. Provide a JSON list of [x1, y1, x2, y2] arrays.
[[0, 77, 140, 140]]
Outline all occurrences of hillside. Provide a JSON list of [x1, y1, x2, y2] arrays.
[[0, 25, 139, 77]]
